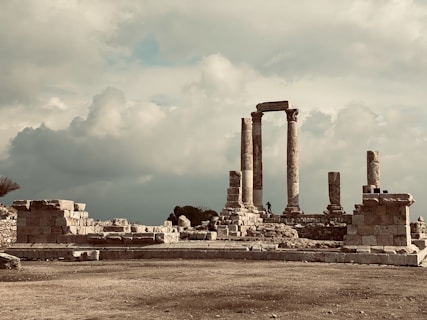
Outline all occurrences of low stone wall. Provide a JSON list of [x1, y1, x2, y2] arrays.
[[295, 225, 347, 241], [281, 214, 353, 225], [13, 199, 99, 243], [266, 214, 352, 241], [0, 219, 16, 248], [12, 199, 180, 245]]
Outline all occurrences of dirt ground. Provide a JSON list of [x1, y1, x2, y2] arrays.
[[1, 259, 426, 320]]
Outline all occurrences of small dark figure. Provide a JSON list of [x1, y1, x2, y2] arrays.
[[266, 201, 272, 213]]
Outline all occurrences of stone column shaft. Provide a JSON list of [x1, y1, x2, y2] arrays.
[[363, 150, 380, 193], [251, 111, 263, 210], [367, 150, 380, 188], [326, 171, 345, 214], [328, 172, 341, 205], [241, 118, 254, 208], [284, 109, 301, 214]]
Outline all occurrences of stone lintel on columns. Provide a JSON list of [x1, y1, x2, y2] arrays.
[[256, 101, 289, 113]]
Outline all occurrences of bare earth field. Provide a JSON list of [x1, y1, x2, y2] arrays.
[[1, 259, 426, 320]]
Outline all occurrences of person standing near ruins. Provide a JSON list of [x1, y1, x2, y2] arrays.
[[266, 201, 272, 213]]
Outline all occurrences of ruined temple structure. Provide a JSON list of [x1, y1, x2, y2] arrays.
[[220, 101, 303, 230], [343, 150, 427, 257], [4, 100, 427, 266]]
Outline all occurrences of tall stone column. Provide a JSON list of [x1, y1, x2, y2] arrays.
[[251, 111, 264, 210], [284, 109, 301, 214], [363, 150, 380, 193], [325, 172, 345, 214], [241, 118, 254, 209]]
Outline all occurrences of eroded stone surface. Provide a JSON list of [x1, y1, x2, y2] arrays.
[[0, 252, 21, 269]]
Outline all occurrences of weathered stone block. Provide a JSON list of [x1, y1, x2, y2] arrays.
[[227, 194, 241, 201], [155, 232, 179, 244], [17, 211, 31, 219], [31, 200, 74, 211], [228, 225, 239, 232], [105, 234, 123, 244], [207, 231, 217, 240], [412, 239, 427, 250], [12, 200, 31, 211], [374, 225, 397, 236], [74, 203, 86, 211], [352, 215, 364, 225], [178, 215, 191, 228], [380, 193, 414, 206], [217, 227, 229, 237], [66, 226, 78, 234], [227, 187, 241, 195], [393, 235, 411, 246], [344, 234, 362, 245], [50, 226, 63, 234], [71, 211, 81, 219], [396, 224, 410, 236], [41, 226, 52, 235], [16, 234, 28, 243], [70, 250, 99, 261], [376, 235, 394, 246], [26, 217, 41, 227], [361, 235, 377, 246], [362, 195, 379, 206], [357, 225, 374, 236], [0, 253, 21, 269], [17, 217, 26, 227], [229, 171, 242, 187], [364, 214, 382, 226], [103, 226, 126, 232], [55, 217, 67, 227], [28, 235, 49, 243], [398, 205, 409, 216], [86, 233, 106, 244]]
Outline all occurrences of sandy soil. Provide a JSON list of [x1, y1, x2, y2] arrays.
[[1, 259, 426, 320]]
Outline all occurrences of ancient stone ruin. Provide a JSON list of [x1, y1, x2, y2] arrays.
[[3, 100, 427, 266], [0, 204, 16, 248]]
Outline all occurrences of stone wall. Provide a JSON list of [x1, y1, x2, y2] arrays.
[[295, 226, 347, 241], [0, 204, 17, 247], [12, 199, 179, 245], [344, 193, 413, 248], [13, 199, 98, 243], [280, 214, 352, 225], [264, 214, 352, 241], [0, 219, 16, 248]]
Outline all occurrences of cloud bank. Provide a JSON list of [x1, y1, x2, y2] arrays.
[[1, 1, 427, 224]]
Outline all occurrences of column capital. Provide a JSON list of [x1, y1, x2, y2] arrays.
[[251, 111, 264, 125], [286, 108, 299, 122]]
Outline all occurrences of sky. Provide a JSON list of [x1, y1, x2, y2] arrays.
[[1, 0, 427, 225]]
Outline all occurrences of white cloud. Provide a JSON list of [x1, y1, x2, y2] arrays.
[[46, 97, 67, 111]]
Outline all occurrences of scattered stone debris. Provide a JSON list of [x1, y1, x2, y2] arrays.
[[0, 252, 21, 269]]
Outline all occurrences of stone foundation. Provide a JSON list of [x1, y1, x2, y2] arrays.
[[344, 193, 414, 251]]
